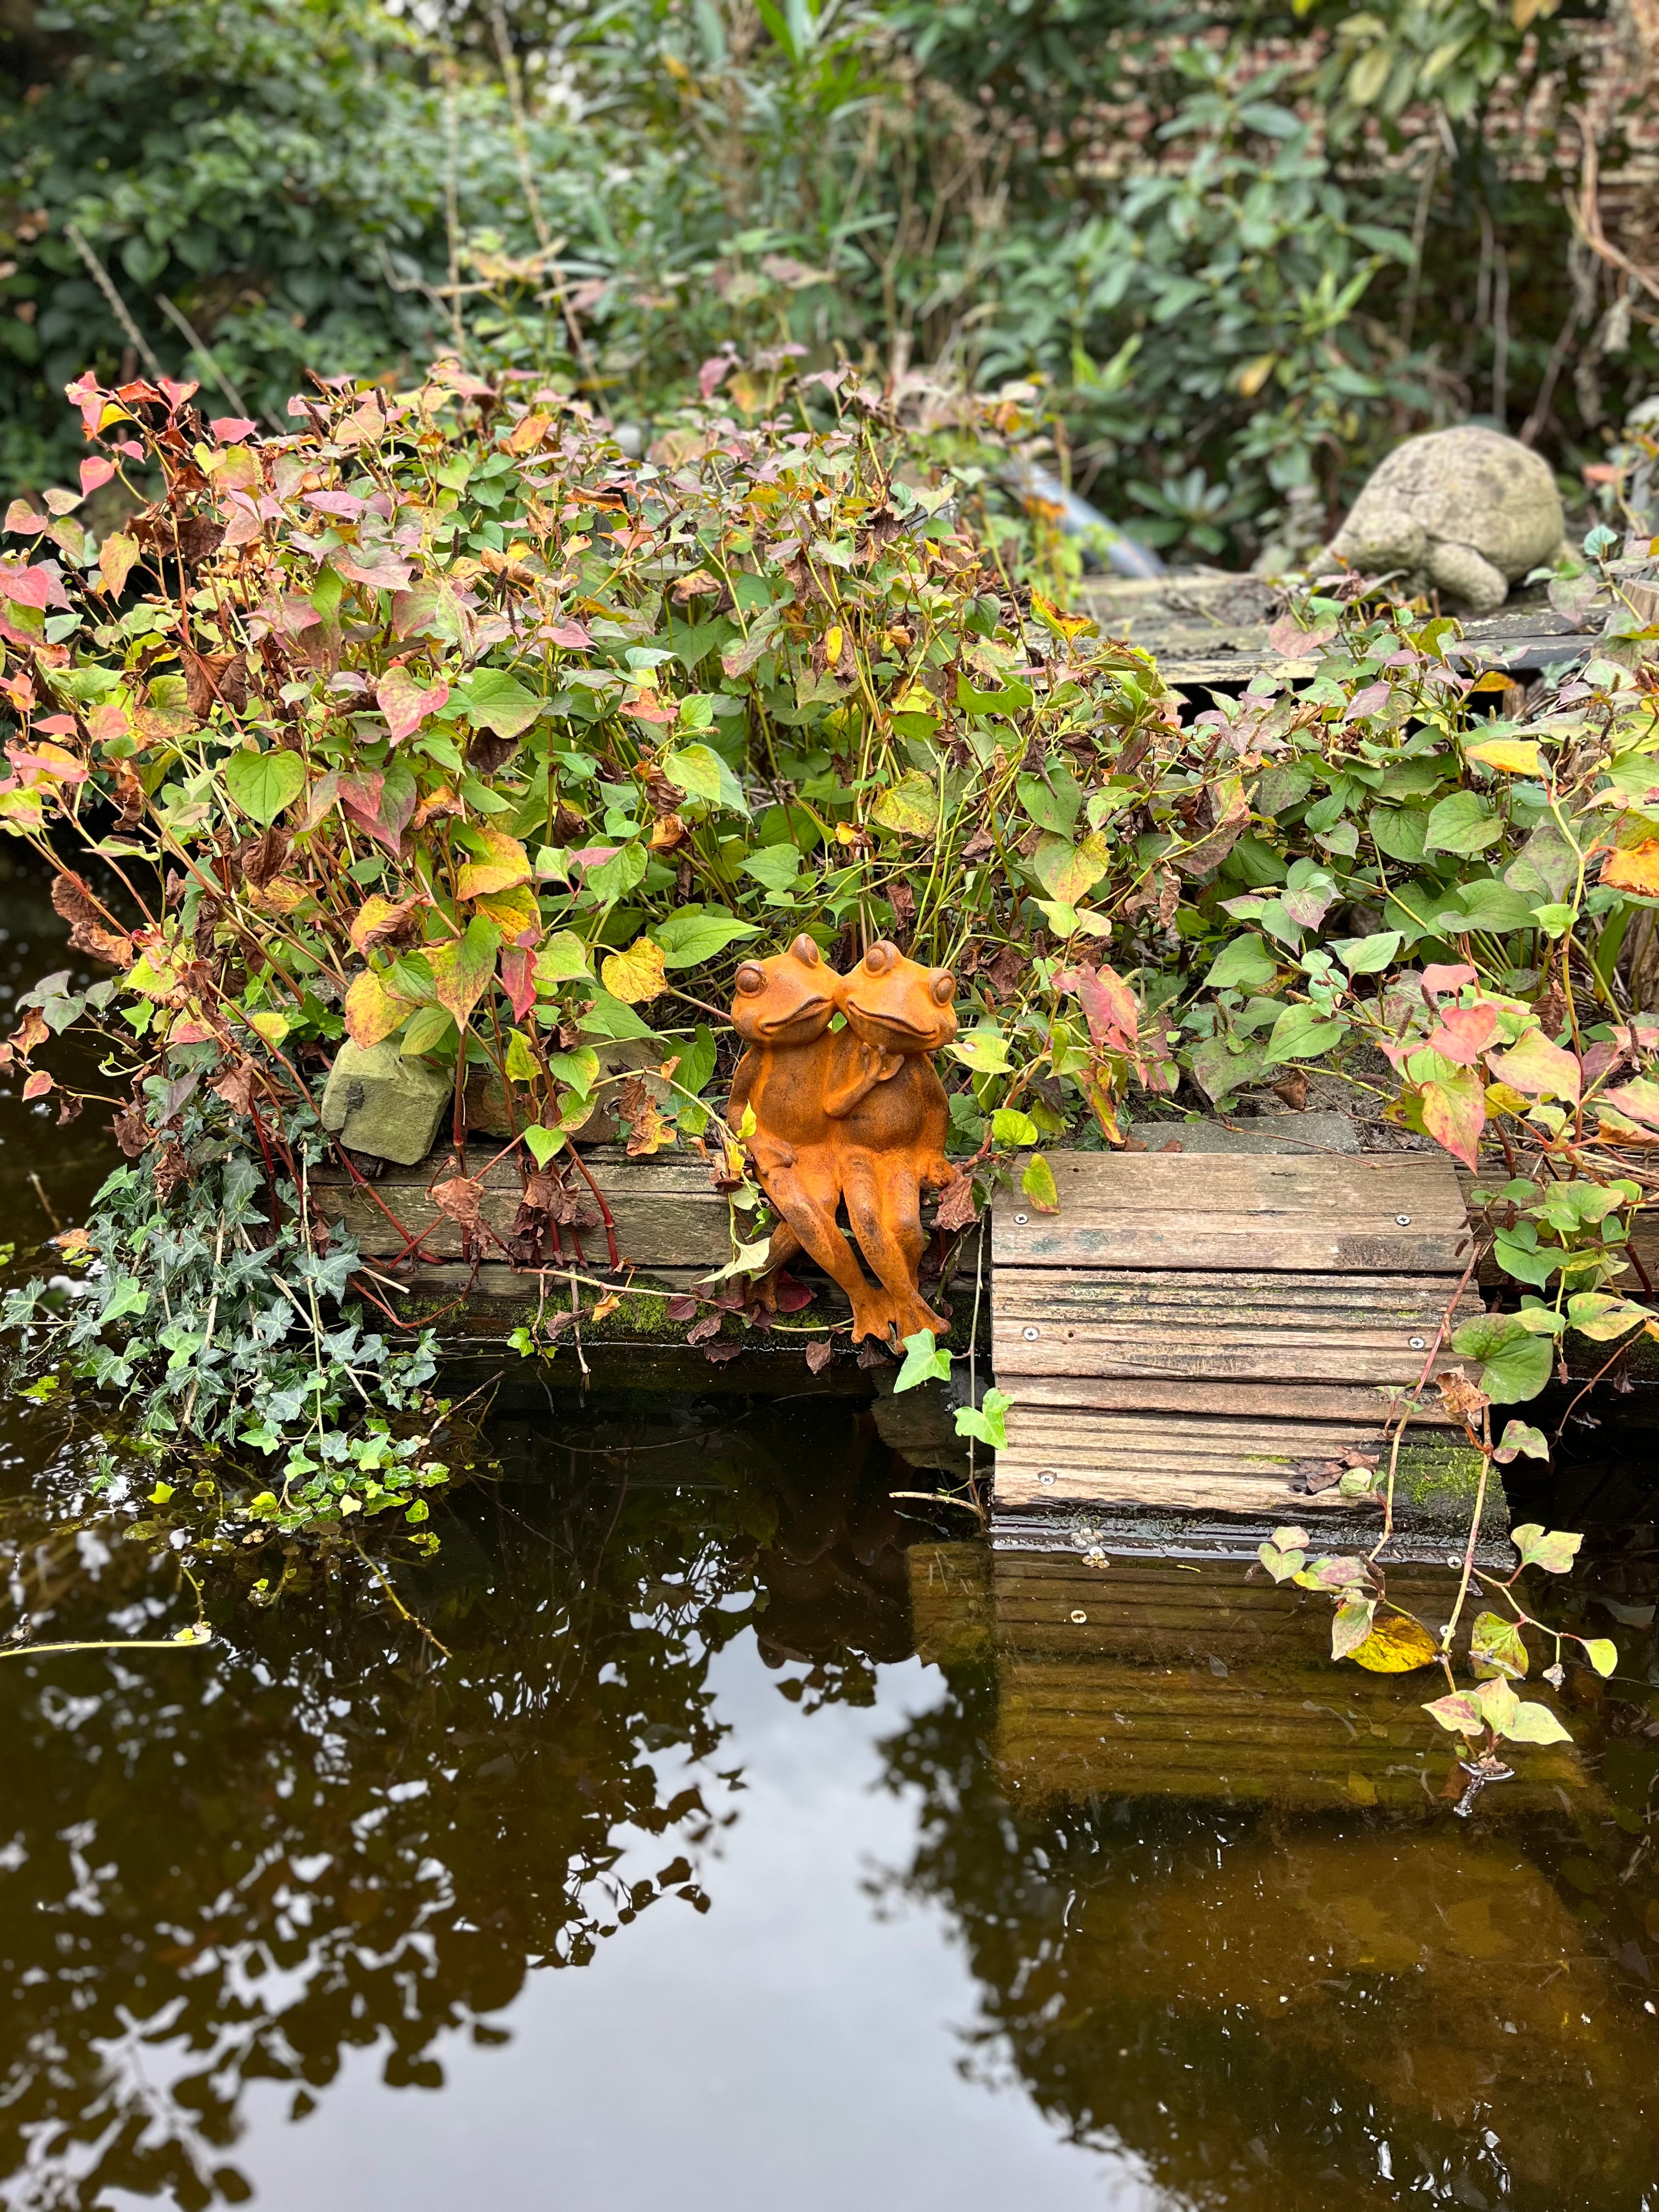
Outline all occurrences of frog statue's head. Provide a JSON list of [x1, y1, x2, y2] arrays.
[[841, 939, 957, 1056], [730, 934, 840, 1046]]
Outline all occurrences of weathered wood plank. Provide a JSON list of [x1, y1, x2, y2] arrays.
[[1004, 1374, 1458, 1425], [994, 1267, 1480, 1381], [994, 1152, 1469, 1273], [314, 1149, 733, 1268]]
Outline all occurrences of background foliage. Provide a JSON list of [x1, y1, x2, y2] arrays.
[[4, 0, 1657, 559]]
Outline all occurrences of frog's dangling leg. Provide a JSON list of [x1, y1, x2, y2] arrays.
[[754, 1156, 892, 1341], [841, 1152, 947, 1339]]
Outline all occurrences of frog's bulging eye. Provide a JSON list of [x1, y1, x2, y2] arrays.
[[790, 934, 821, 967], [735, 962, 766, 996], [930, 972, 955, 1005], [864, 941, 897, 973]]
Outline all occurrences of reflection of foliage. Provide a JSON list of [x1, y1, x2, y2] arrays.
[[0, 1396, 909, 2210]]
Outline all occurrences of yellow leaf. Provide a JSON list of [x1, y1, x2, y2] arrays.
[[345, 969, 404, 1048], [247, 1010, 291, 1047], [1029, 589, 1093, 640], [1467, 670, 1514, 692], [1464, 737, 1543, 775], [870, 770, 938, 837], [1347, 1611, 1440, 1673], [475, 883, 539, 939], [454, 824, 531, 900], [96, 532, 140, 597], [890, 679, 936, 717], [1236, 353, 1277, 399], [823, 624, 843, 663], [601, 936, 668, 1004], [1600, 838, 1659, 896]]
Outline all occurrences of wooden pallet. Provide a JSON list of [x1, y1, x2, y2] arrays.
[[990, 1152, 1483, 1522]]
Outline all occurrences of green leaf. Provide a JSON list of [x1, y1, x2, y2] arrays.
[[454, 667, 540, 739], [743, 843, 803, 891], [1034, 831, 1110, 905], [223, 747, 305, 825], [504, 1028, 539, 1081], [534, 931, 595, 987], [578, 991, 655, 1041], [1424, 791, 1504, 856], [1500, 1699, 1573, 1745], [1444, 878, 1538, 934], [652, 911, 761, 967], [545, 1046, 600, 1098], [701, 1234, 774, 1285], [1582, 1637, 1618, 1679], [992, 1107, 1039, 1147], [1021, 1154, 1059, 1212], [870, 771, 938, 837], [400, 1006, 454, 1057], [103, 1276, 149, 1323], [522, 1124, 562, 1168], [1204, 933, 1279, 990], [1257, 1537, 1307, 1584], [893, 1328, 952, 1393], [662, 743, 749, 815], [1511, 1523, 1583, 1574], [1331, 929, 1402, 974], [1015, 770, 1081, 836], [954, 1387, 1011, 1448], [1470, 1609, 1528, 1680], [1496, 1419, 1549, 1460], [583, 843, 648, 904], [950, 1026, 1012, 1075], [1262, 1001, 1348, 1065], [1369, 805, 1430, 864], [1449, 1312, 1554, 1403]]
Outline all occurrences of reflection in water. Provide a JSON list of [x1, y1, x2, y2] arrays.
[[2, 859, 1658, 2211]]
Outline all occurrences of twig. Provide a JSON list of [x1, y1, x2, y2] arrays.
[[27, 1172, 62, 1234], [352, 1540, 452, 1660], [154, 292, 257, 424], [64, 223, 167, 381]]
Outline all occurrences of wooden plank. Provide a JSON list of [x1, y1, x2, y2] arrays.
[[1005, 1374, 1458, 1425], [314, 1149, 732, 1268], [994, 1267, 1480, 1382], [993, 1152, 1469, 1273]]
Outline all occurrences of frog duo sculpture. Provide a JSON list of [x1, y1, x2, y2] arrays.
[[728, 936, 958, 1345]]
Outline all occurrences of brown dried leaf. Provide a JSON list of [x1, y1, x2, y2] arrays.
[[211, 1060, 259, 1115], [50, 871, 133, 968], [182, 648, 249, 717], [932, 1173, 979, 1232], [111, 1101, 150, 1156], [431, 1176, 485, 1229], [1436, 1365, 1491, 1424], [805, 1337, 834, 1374]]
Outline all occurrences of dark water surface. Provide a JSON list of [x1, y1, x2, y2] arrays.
[[3, 873, 1659, 2212]]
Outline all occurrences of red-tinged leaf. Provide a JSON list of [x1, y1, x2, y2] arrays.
[[665, 1295, 698, 1322], [1420, 962, 1477, 1002], [376, 665, 449, 744], [805, 1337, 834, 1374], [428, 916, 501, 1027], [1422, 1002, 1500, 1065], [1601, 1076, 1659, 1132], [699, 355, 734, 400], [157, 377, 199, 413], [454, 823, 531, 901], [1420, 1065, 1487, 1168], [335, 549, 413, 592], [79, 456, 116, 495], [1059, 962, 1138, 1051], [3, 501, 50, 538], [545, 620, 592, 649], [1423, 1691, 1485, 1736], [500, 942, 537, 1022], [94, 529, 140, 598], [303, 488, 366, 518], [22, 1069, 53, 1100], [1486, 1028, 1581, 1102], [211, 416, 258, 443], [771, 1270, 814, 1313], [0, 562, 70, 610], [340, 770, 415, 856], [347, 895, 424, 956]]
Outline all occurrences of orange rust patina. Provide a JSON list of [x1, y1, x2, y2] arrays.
[[729, 936, 958, 1343]]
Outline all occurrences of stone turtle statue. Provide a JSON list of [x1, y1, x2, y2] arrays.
[[1320, 424, 1567, 614]]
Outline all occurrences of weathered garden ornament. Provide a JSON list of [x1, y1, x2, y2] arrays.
[[729, 936, 958, 1343], [1320, 424, 1567, 614]]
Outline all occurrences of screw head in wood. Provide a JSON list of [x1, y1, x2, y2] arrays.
[[1396, 1214, 1412, 1226], [1038, 1469, 1057, 1486], [1023, 1325, 1040, 1340], [1409, 1336, 1426, 1350], [1070, 1610, 1087, 1624], [1013, 1212, 1029, 1224]]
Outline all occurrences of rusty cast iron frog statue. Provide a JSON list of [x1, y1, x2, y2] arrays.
[[727, 936, 958, 1345]]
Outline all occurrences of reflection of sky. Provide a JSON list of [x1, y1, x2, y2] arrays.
[[105, 1646, 1165, 2212]]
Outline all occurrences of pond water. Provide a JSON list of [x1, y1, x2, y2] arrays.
[[3, 867, 1659, 2212]]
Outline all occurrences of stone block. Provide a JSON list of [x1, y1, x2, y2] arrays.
[[319, 1040, 450, 1166]]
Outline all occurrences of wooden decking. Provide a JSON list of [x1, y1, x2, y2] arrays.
[[990, 1152, 1484, 1521]]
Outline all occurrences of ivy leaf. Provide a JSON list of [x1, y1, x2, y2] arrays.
[[893, 1328, 952, 1393], [1449, 1312, 1553, 1403], [427, 916, 501, 1027], [955, 1387, 1011, 1448], [1511, 1523, 1583, 1574], [223, 747, 305, 825]]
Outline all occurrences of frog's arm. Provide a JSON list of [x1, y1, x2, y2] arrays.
[[823, 1041, 903, 1118]]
